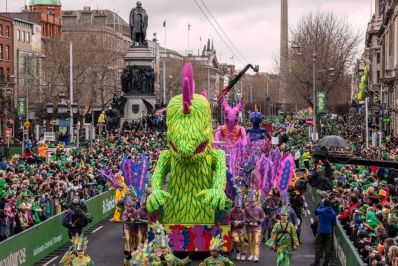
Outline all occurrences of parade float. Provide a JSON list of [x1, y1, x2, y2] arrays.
[[146, 63, 232, 252]]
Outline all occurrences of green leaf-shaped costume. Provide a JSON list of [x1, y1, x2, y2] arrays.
[[147, 63, 227, 224]]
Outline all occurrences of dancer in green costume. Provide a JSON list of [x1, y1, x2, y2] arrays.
[[199, 235, 234, 266], [266, 206, 299, 266], [146, 63, 227, 224]]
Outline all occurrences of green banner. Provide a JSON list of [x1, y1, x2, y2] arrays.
[[0, 190, 115, 266], [17, 97, 26, 117], [316, 91, 327, 114]]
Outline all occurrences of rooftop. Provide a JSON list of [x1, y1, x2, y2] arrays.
[[30, 0, 62, 6]]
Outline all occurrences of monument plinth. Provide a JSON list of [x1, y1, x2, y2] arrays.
[[105, 2, 159, 131], [119, 46, 156, 125]]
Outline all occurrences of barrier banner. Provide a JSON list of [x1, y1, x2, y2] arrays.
[[0, 190, 115, 266]]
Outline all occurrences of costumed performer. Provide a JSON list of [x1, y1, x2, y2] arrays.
[[231, 194, 246, 261], [244, 190, 265, 262], [60, 234, 94, 266], [109, 173, 126, 222], [266, 206, 299, 266], [146, 63, 228, 224], [199, 234, 234, 266], [123, 197, 139, 260]]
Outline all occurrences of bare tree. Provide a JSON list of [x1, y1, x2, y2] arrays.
[[36, 31, 128, 116], [284, 12, 361, 109]]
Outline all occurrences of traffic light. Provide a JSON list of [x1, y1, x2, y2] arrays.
[[357, 65, 368, 101]]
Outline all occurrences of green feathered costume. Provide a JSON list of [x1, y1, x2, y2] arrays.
[[146, 63, 227, 224]]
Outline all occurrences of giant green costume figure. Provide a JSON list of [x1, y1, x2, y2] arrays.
[[146, 63, 228, 224]]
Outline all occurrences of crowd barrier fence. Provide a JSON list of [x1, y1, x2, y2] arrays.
[[0, 189, 115, 266], [306, 188, 365, 266]]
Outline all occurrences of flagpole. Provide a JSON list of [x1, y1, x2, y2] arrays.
[[163, 20, 167, 104], [188, 21, 190, 55]]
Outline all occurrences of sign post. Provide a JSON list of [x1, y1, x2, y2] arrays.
[[5, 128, 12, 157]]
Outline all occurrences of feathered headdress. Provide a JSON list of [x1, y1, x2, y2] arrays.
[[234, 193, 243, 208], [280, 206, 290, 216], [248, 189, 257, 202], [209, 234, 224, 251], [153, 220, 164, 234], [71, 234, 88, 251]]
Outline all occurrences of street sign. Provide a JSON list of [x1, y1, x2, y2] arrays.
[[24, 120, 31, 129], [306, 118, 313, 126], [17, 97, 26, 116], [5, 128, 12, 138], [44, 132, 56, 142]]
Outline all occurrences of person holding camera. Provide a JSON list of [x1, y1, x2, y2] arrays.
[[311, 198, 336, 266]]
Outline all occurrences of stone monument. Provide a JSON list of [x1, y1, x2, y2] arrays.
[[118, 1, 158, 128]]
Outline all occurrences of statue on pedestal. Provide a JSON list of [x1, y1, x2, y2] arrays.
[[129, 1, 148, 46]]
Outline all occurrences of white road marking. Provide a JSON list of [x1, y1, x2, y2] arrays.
[[109, 218, 114, 222], [304, 202, 308, 208], [310, 218, 314, 224], [92, 226, 103, 233], [42, 256, 59, 266], [306, 209, 311, 215]]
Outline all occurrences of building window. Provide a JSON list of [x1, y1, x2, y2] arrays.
[[0, 24, 3, 36], [377, 71, 380, 83], [376, 53, 380, 64], [26, 33, 30, 43], [5, 26, 9, 37], [17, 30, 20, 41], [0, 44, 3, 60], [6, 46, 10, 60], [22, 31, 25, 42]]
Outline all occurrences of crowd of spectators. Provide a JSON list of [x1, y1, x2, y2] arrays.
[[0, 129, 166, 242], [308, 158, 398, 265]]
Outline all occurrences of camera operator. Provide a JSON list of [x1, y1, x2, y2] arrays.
[[311, 198, 336, 266], [308, 160, 333, 192]]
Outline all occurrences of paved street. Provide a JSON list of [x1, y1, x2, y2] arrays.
[[37, 205, 317, 266]]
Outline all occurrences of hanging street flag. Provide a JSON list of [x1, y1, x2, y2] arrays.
[[163, 20, 166, 27], [17, 97, 26, 117], [188, 22, 191, 31], [276, 153, 295, 195], [316, 91, 327, 114]]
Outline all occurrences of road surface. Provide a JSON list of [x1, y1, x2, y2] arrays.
[[37, 201, 325, 266]]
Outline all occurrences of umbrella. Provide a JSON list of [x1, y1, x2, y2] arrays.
[[154, 107, 166, 116], [318, 135, 348, 148]]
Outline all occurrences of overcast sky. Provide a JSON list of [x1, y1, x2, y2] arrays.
[[5, 0, 373, 72]]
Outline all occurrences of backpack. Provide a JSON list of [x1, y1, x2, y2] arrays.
[[62, 209, 73, 228]]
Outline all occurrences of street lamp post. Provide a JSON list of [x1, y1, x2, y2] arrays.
[[312, 52, 317, 141], [291, 44, 336, 141], [168, 75, 173, 101]]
